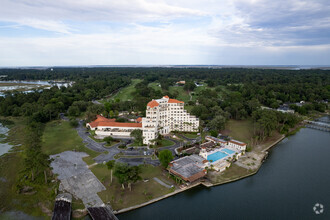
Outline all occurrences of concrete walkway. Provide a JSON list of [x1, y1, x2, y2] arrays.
[[153, 177, 172, 188]]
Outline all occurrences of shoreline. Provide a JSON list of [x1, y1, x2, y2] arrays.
[[114, 133, 287, 215]]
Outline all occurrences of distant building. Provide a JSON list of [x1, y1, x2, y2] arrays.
[[168, 155, 207, 182], [277, 105, 295, 114], [176, 81, 186, 85], [261, 105, 295, 114], [194, 82, 203, 87]]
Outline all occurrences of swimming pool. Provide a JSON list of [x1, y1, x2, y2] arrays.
[[222, 148, 235, 155], [207, 151, 228, 162]]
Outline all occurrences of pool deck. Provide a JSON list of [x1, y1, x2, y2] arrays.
[[207, 147, 237, 163]]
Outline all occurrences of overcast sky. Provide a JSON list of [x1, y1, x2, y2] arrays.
[[1, 0, 330, 66]]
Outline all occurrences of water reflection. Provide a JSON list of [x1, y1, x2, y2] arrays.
[[0, 123, 13, 156], [0, 80, 73, 96]]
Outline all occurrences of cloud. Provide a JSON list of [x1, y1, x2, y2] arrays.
[[0, 0, 329, 65], [212, 0, 330, 47]]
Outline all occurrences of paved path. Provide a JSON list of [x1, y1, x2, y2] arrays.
[[50, 151, 106, 207], [74, 119, 200, 166], [75, 120, 159, 165], [153, 177, 172, 188]]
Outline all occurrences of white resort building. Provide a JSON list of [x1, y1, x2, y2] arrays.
[[143, 96, 199, 144], [86, 96, 199, 145]]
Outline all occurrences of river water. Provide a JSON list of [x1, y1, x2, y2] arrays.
[[0, 123, 13, 156], [0, 80, 73, 96], [119, 128, 330, 220]]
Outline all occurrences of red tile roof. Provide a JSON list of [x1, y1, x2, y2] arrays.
[[168, 98, 184, 104], [136, 117, 142, 123], [94, 115, 110, 122], [88, 115, 142, 128], [147, 96, 184, 108], [229, 140, 247, 146], [147, 100, 159, 108]]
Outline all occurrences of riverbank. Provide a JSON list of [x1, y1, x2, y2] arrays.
[[113, 117, 310, 214], [0, 118, 57, 217], [114, 131, 287, 214], [119, 127, 330, 220]]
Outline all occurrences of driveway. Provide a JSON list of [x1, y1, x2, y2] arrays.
[[76, 120, 159, 166], [75, 120, 199, 166]]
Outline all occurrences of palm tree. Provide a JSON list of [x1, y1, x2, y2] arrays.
[[106, 160, 116, 183]]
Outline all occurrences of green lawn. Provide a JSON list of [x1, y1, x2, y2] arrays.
[[0, 118, 57, 217], [109, 79, 142, 102], [90, 164, 174, 210], [104, 141, 120, 148], [148, 82, 162, 92], [182, 133, 199, 139], [184, 105, 194, 113], [222, 119, 254, 144], [82, 156, 96, 165], [208, 164, 253, 184], [159, 139, 174, 147], [42, 120, 100, 158], [168, 86, 190, 103]]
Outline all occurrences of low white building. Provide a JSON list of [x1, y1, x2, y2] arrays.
[[86, 115, 142, 137], [227, 140, 247, 151], [205, 136, 247, 151]]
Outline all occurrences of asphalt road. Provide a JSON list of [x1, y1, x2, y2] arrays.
[[74, 119, 198, 166]]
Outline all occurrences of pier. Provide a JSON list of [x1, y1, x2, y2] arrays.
[[87, 206, 118, 220], [52, 193, 72, 220], [305, 119, 330, 132]]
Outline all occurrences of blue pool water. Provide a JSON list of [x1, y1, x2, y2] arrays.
[[207, 151, 227, 162], [222, 148, 235, 155]]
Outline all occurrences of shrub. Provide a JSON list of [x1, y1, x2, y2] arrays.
[[69, 118, 78, 127], [103, 136, 114, 144]]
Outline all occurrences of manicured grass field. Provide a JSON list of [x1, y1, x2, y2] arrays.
[[42, 120, 100, 158], [148, 82, 162, 92], [168, 86, 190, 103], [182, 133, 199, 139], [90, 164, 174, 210], [159, 139, 174, 147], [222, 119, 254, 144], [109, 79, 142, 102]]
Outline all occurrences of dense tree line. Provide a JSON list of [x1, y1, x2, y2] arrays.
[[16, 120, 51, 192], [1, 67, 328, 138], [0, 73, 129, 120]]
